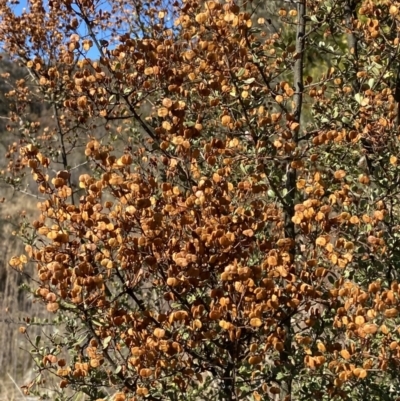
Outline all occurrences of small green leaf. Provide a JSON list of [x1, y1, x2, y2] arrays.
[[276, 372, 285, 380], [243, 78, 255, 84], [341, 116, 351, 125], [102, 336, 112, 348], [368, 78, 375, 88], [35, 335, 41, 346], [237, 68, 245, 78]]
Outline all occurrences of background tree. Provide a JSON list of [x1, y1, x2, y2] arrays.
[[2, 0, 400, 400]]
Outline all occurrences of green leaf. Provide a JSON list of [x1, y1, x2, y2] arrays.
[[368, 78, 375, 88], [102, 336, 112, 349], [354, 93, 362, 104], [35, 335, 41, 346], [276, 372, 285, 380], [243, 78, 255, 84], [341, 116, 351, 125], [237, 68, 245, 78]]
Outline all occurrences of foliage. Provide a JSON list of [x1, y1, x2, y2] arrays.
[[2, 0, 400, 400]]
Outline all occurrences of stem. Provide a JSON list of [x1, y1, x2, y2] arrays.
[[281, 0, 306, 398], [53, 102, 75, 205], [344, 0, 375, 173], [344, 0, 360, 92], [222, 361, 235, 401]]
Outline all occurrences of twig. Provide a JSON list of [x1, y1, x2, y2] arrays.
[[7, 373, 27, 400]]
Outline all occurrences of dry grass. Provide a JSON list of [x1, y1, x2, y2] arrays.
[[0, 188, 97, 401], [0, 188, 48, 400]]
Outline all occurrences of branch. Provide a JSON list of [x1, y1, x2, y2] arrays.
[[280, 0, 306, 398]]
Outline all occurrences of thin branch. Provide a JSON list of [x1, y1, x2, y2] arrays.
[[280, 0, 306, 398], [52, 102, 75, 205], [7, 373, 27, 400]]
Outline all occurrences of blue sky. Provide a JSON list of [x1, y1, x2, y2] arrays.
[[8, 0, 106, 59], [5, 0, 179, 60]]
